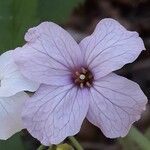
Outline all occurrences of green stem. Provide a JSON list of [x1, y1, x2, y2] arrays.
[[127, 126, 150, 150], [37, 144, 46, 150], [48, 145, 56, 150], [68, 136, 84, 150]]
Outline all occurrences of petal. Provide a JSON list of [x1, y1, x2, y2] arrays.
[[79, 18, 145, 79], [87, 73, 147, 138], [0, 50, 39, 97], [22, 84, 89, 145], [0, 92, 29, 140], [14, 22, 83, 85]]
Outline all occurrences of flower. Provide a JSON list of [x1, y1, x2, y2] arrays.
[[14, 18, 147, 145], [0, 92, 29, 140], [0, 50, 39, 97], [0, 50, 39, 139]]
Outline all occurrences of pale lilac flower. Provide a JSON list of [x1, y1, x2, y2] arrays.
[[14, 18, 147, 145], [0, 50, 39, 139]]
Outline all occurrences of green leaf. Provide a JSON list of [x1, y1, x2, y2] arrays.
[[0, 0, 38, 53], [0, 0, 84, 53], [38, 0, 85, 23], [0, 133, 25, 150], [119, 137, 139, 150], [145, 127, 150, 140], [119, 127, 150, 150]]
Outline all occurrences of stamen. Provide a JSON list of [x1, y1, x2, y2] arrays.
[[88, 74, 93, 79], [81, 67, 87, 74], [80, 83, 84, 88], [75, 71, 80, 76], [75, 79, 79, 83], [86, 82, 92, 87]]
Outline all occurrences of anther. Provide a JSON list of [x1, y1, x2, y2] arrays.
[[88, 74, 93, 79], [86, 82, 92, 87], [81, 67, 87, 74], [75, 71, 80, 76], [80, 83, 84, 88], [75, 79, 79, 83]]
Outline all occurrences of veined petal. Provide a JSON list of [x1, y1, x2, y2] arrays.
[[14, 22, 83, 85], [0, 50, 39, 97], [79, 18, 145, 79], [87, 73, 147, 138], [0, 92, 29, 140], [22, 84, 89, 145]]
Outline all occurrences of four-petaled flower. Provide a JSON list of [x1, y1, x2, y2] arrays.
[[0, 50, 39, 139], [14, 18, 147, 145]]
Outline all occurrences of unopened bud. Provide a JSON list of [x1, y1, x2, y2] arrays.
[[56, 143, 74, 150]]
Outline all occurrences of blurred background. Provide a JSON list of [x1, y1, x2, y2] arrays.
[[0, 0, 150, 149]]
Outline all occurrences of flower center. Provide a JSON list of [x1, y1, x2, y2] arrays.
[[73, 67, 93, 88]]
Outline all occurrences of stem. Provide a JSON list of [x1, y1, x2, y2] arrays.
[[37, 144, 46, 150], [68, 136, 84, 150], [48, 145, 56, 150], [127, 126, 150, 150]]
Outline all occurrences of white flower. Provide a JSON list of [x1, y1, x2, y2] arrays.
[[0, 50, 39, 139], [0, 50, 39, 97], [0, 92, 29, 139]]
